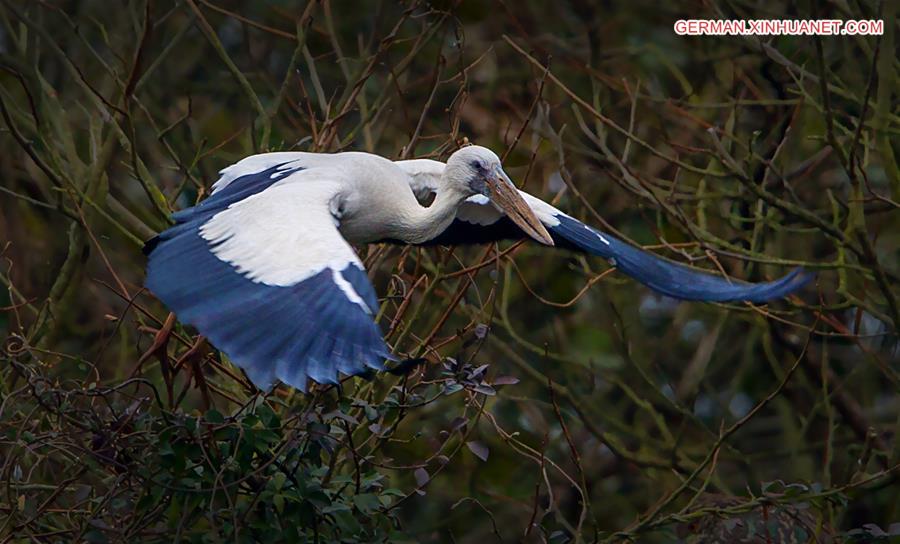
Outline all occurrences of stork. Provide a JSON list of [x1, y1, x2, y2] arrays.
[[145, 146, 811, 392]]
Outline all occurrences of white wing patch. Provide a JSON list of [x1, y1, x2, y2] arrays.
[[518, 192, 563, 228], [200, 177, 363, 289]]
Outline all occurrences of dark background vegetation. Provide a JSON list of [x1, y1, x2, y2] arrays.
[[1, 0, 897, 542]]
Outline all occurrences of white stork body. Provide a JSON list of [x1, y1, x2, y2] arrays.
[[145, 146, 811, 392], [213, 152, 448, 245]]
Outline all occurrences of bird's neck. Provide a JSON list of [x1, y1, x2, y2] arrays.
[[401, 185, 470, 244]]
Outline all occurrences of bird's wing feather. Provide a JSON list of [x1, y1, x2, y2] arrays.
[[393, 158, 445, 202], [145, 167, 388, 392], [424, 192, 812, 303]]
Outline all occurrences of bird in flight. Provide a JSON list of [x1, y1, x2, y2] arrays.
[[145, 146, 811, 392]]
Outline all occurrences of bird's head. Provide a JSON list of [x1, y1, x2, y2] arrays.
[[446, 146, 554, 245]]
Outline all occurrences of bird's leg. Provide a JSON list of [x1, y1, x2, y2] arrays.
[[133, 312, 177, 405], [172, 336, 211, 409]]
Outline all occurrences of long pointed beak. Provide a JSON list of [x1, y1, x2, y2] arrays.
[[485, 172, 554, 246]]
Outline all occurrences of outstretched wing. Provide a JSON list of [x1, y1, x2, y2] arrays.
[[145, 164, 389, 392], [423, 193, 812, 303]]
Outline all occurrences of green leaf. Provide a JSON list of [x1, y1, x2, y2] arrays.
[[272, 472, 286, 491], [322, 503, 351, 514], [204, 409, 224, 424], [353, 493, 381, 514], [273, 493, 285, 513], [444, 383, 464, 395]]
